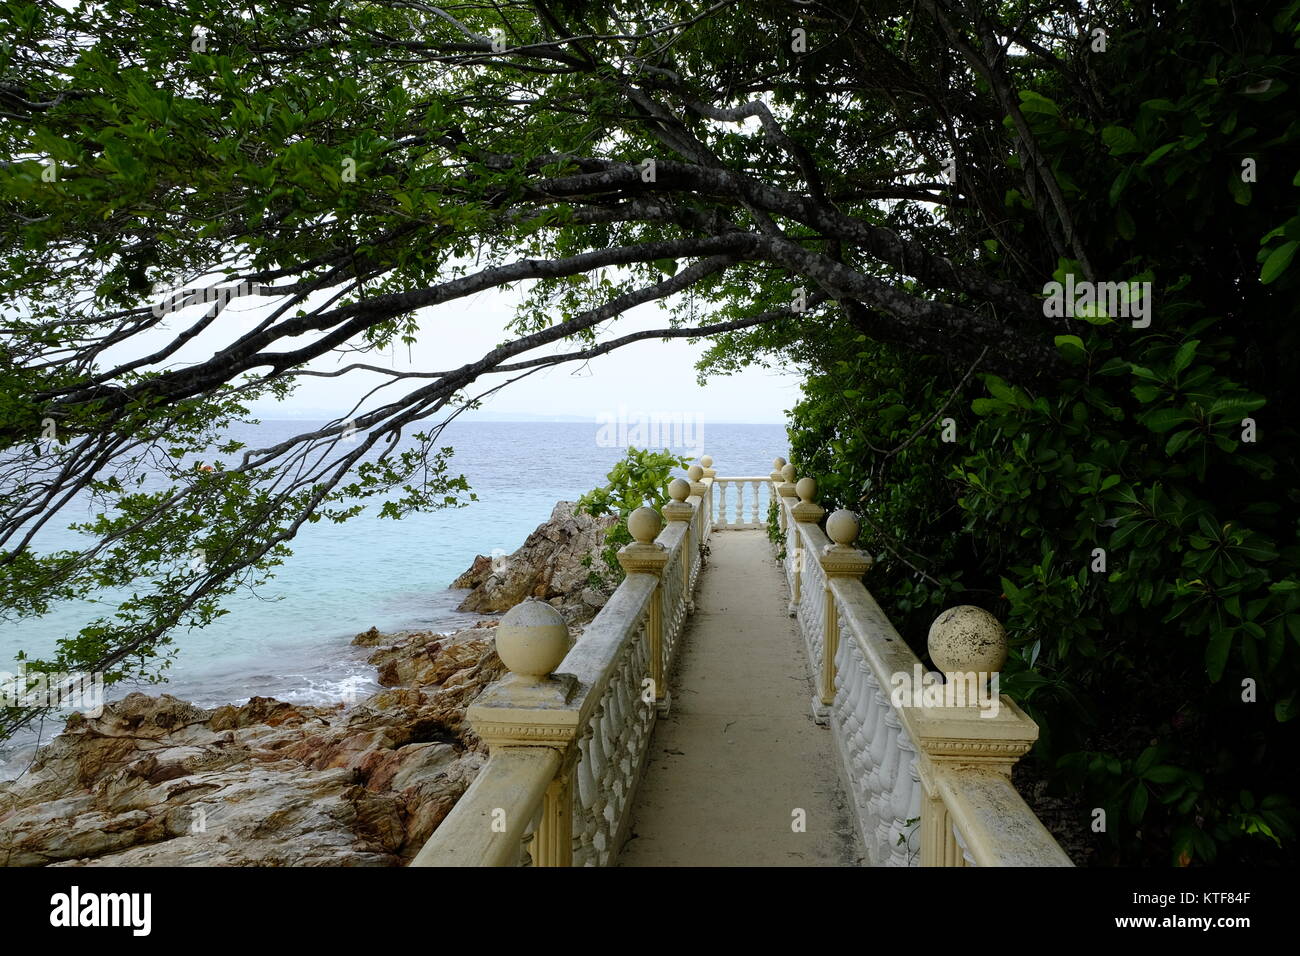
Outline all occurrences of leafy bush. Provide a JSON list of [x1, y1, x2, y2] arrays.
[[576, 448, 690, 590]]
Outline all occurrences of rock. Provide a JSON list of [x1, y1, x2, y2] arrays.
[[0, 622, 515, 867], [352, 626, 385, 647], [450, 554, 493, 590], [0, 498, 600, 868], [452, 500, 615, 617]]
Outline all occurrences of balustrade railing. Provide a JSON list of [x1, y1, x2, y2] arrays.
[[710, 477, 774, 530], [413, 451, 1070, 868], [414, 469, 709, 866], [773, 469, 1073, 867]]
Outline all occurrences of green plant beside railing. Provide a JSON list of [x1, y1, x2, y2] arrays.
[[577, 447, 690, 590]]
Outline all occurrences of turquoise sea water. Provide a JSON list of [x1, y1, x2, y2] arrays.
[[0, 419, 786, 775]]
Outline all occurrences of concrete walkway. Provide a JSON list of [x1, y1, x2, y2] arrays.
[[618, 531, 863, 866]]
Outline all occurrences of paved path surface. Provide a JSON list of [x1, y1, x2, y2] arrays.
[[618, 530, 863, 866]]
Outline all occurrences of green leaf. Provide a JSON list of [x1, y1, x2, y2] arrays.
[[1170, 340, 1198, 375], [1116, 206, 1136, 240], [1165, 429, 1194, 455], [1228, 172, 1252, 206], [1140, 408, 1192, 433], [1102, 126, 1140, 156], [1018, 90, 1060, 116], [1141, 142, 1179, 167], [1205, 628, 1234, 682], [1145, 764, 1185, 784], [1260, 241, 1298, 284], [1128, 782, 1150, 823]]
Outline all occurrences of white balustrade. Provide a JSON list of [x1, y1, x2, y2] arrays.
[[708, 477, 775, 530], [415, 461, 714, 867], [414, 454, 1070, 869], [773, 475, 1072, 868]]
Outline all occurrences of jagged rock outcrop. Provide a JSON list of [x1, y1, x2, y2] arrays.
[[0, 624, 505, 867], [0, 500, 607, 867], [452, 500, 616, 618]]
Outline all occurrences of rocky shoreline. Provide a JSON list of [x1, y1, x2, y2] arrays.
[[0, 501, 612, 867]]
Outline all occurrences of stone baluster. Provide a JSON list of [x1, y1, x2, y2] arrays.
[[811, 505, 871, 725], [466, 599, 579, 866], [715, 475, 728, 529], [574, 724, 597, 865], [913, 606, 1037, 867], [849, 661, 880, 779], [870, 705, 903, 857], [887, 732, 921, 867], [618, 506, 670, 716]]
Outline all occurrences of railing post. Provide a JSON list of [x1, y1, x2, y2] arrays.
[[688, 463, 707, 535], [537, 751, 577, 866], [770, 457, 787, 532], [813, 505, 872, 725], [910, 606, 1037, 867], [617, 506, 670, 714], [778, 463, 799, 614], [700, 454, 716, 479], [466, 599, 580, 866], [663, 477, 695, 615]]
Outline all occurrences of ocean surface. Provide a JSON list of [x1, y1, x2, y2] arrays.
[[0, 419, 786, 777]]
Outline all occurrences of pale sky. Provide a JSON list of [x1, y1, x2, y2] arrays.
[[198, 279, 804, 425]]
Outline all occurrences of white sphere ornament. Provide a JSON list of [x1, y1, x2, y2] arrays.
[[780, 463, 796, 482], [928, 606, 1008, 675], [668, 478, 690, 501], [796, 476, 817, 502], [699, 454, 713, 469], [496, 599, 570, 681], [773, 456, 787, 470], [628, 505, 663, 544], [687, 464, 704, 482], [826, 509, 859, 547]]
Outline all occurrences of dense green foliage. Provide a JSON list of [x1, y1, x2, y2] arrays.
[[706, 2, 1300, 865], [577, 447, 689, 590]]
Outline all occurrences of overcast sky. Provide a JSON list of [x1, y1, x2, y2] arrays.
[[206, 280, 807, 424]]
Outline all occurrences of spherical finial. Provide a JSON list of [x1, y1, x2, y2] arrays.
[[780, 463, 795, 482], [687, 464, 704, 482], [773, 456, 787, 470], [668, 478, 690, 502], [796, 476, 817, 503], [699, 454, 713, 469], [627, 505, 663, 545], [496, 599, 570, 680], [826, 509, 859, 547], [928, 606, 1008, 675]]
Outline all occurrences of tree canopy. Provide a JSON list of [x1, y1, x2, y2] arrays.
[[3, 0, 1299, 864]]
